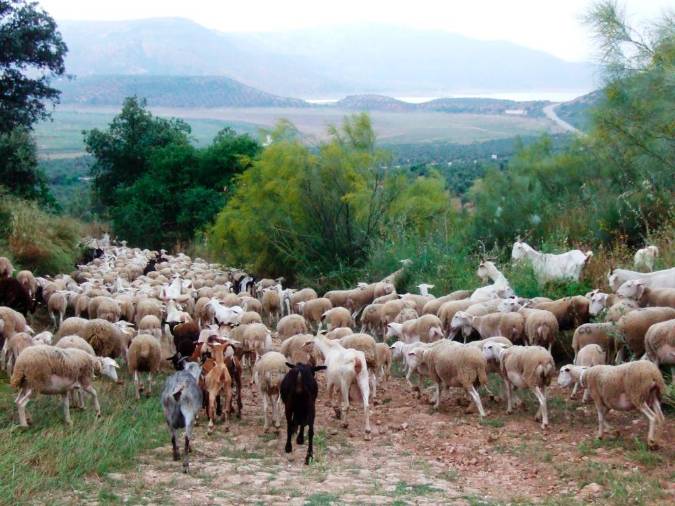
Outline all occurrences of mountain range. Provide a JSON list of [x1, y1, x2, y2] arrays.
[[56, 18, 596, 98]]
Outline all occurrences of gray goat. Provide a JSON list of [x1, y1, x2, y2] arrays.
[[161, 361, 203, 472]]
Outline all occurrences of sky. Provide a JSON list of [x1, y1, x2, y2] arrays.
[[39, 0, 672, 62]]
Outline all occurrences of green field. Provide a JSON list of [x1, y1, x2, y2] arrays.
[[34, 106, 561, 158]]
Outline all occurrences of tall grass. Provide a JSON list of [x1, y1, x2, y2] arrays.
[[0, 192, 85, 275], [0, 371, 167, 503]]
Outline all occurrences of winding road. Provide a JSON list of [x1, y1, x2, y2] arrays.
[[543, 103, 584, 135]]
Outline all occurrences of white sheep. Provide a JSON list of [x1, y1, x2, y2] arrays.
[[127, 334, 162, 399], [557, 361, 666, 448], [483, 343, 555, 429], [643, 319, 674, 384], [570, 344, 606, 401], [10, 345, 119, 427], [634, 245, 659, 272], [607, 266, 675, 292], [253, 351, 288, 432]]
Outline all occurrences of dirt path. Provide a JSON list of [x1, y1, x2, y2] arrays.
[[543, 103, 584, 135], [68, 370, 674, 505]]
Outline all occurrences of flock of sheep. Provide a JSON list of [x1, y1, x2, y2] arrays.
[[0, 237, 672, 474]]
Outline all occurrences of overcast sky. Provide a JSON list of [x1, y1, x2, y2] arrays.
[[39, 0, 671, 62]]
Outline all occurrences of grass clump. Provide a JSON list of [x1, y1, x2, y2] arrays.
[[0, 371, 167, 504]]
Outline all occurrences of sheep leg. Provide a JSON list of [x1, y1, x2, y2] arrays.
[[570, 381, 579, 399], [15, 387, 32, 427], [134, 371, 141, 400], [594, 403, 609, 439], [273, 393, 281, 430], [504, 380, 514, 414], [146, 373, 152, 395], [432, 383, 441, 409], [639, 403, 659, 449], [62, 394, 72, 426], [582, 388, 591, 403], [467, 386, 486, 418], [651, 399, 665, 424], [82, 385, 101, 417], [262, 392, 270, 432], [370, 371, 377, 401], [534, 386, 548, 429]]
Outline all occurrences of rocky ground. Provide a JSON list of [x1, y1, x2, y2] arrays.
[[68, 369, 674, 505]]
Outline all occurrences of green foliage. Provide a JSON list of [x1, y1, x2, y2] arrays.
[[208, 114, 455, 281], [0, 0, 67, 133], [85, 99, 260, 248], [0, 191, 83, 274], [0, 127, 55, 205]]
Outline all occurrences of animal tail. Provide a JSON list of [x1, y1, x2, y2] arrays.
[[478, 365, 488, 386], [140, 341, 151, 359], [585, 250, 594, 260], [539, 361, 555, 386], [353, 356, 363, 376], [536, 325, 549, 346], [9, 366, 24, 389]]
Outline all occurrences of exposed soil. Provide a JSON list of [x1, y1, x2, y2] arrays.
[[69, 369, 674, 505]]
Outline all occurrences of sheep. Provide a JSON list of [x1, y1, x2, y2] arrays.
[[557, 361, 666, 448], [417, 283, 435, 297], [207, 298, 244, 326], [289, 288, 318, 314], [138, 314, 162, 341], [240, 296, 263, 315], [0, 256, 13, 278], [277, 314, 308, 340], [309, 334, 371, 439], [4, 332, 33, 375], [643, 319, 675, 384], [617, 307, 675, 357], [239, 310, 263, 325], [32, 331, 53, 345], [47, 291, 68, 330], [380, 258, 412, 286], [386, 314, 444, 343], [56, 334, 95, 356], [373, 292, 399, 304], [340, 332, 378, 397], [203, 340, 233, 433], [471, 261, 514, 302], [381, 299, 416, 328], [10, 345, 119, 427], [261, 286, 282, 324], [517, 308, 559, 351], [253, 351, 287, 432], [394, 306, 419, 323], [242, 322, 273, 367], [605, 298, 640, 323], [0, 306, 31, 363], [360, 303, 384, 337], [281, 362, 326, 465], [324, 327, 353, 340], [616, 279, 675, 308], [438, 299, 473, 335], [607, 266, 675, 292], [570, 344, 606, 401], [135, 298, 164, 326], [161, 362, 203, 472], [0, 278, 33, 316], [400, 294, 434, 315], [483, 343, 555, 428], [450, 311, 524, 344], [54, 317, 88, 341], [280, 334, 320, 365], [16, 270, 37, 300], [127, 334, 162, 400], [321, 307, 353, 330], [80, 318, 127, 359], [410, 342, 488, 416], [572, 322, 622, 364], [297, 298, 333, 331], [375, 342, 392, 383], [422, 291, 473, 315], [73, 294, 91, 318], [533, 296, 590, 330], [634, 245, 659, 272], [511, 240, 592, 283]]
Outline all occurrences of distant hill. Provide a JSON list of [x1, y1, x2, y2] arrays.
[[57, 18, 596, 98], [334, 95, 548, 116], [55, 75, 309, 108], [555, 90, 603, 130]]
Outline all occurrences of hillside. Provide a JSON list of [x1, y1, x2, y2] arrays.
[[55, 75, 308, 108], [555, 89, 603, 130], [57, 18, 596, 97]]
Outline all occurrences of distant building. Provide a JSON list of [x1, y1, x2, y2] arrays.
[[491, 154, 498, 160], [504, 109, 527, 115]]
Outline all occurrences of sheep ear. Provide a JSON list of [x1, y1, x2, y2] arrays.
[[285, 362, 295, 369], [635, 281, 646, 298], [313, 365, 327, 372]]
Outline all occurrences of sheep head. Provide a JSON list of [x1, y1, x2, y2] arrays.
[[557, 364, 586, 388], [482, 342, 507, 362], [385, 322, 403, 338], [99, 357, 120, 382], [450, 311, 473, 337], [617, 279, 645, 300]]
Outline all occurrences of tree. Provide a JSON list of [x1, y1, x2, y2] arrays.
[[84, 97, 192, 208], [0, 127, 54, 205], [0, 0, 67, 133]]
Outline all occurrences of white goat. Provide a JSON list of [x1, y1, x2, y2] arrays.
[[512, 240, 592, 284]]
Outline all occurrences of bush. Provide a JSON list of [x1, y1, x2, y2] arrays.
[[0, 191, 84, 274]]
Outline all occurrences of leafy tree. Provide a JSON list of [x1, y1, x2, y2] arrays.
[[0, 0, 67, 133], [84, 97, 192, 208], [0, 127, 54, 205], [208, 114, 454, 280]]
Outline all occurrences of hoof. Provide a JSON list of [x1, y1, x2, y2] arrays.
[[285, 444, 292, 453], [648, 440, 659, 450], [364, 432, 372, 441], [341, 421, 349, 429]]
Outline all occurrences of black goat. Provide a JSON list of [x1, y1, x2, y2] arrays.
[[280, 362, 326, 465], [0, 277, 32, 315], [143, 258, 157, 275], [77, 247, 103, 266], [168, 320, 200, 363]]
